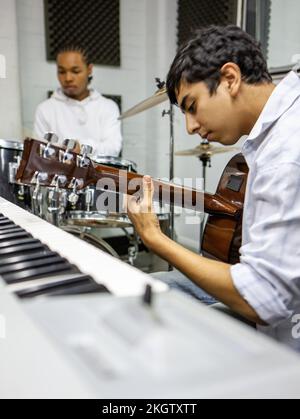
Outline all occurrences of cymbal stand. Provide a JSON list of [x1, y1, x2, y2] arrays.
[[158, 78, 175, 243], [198, 140, 212, 253]]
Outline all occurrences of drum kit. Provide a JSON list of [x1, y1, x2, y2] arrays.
[[0, 81, 237, 265]]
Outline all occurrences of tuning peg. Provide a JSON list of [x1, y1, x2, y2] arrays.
[[50, 174, 67, 188], [78, 144, 93, 168], [81, 144, 93, 156], [60, 139, 77, 164], [31, 172, 48, 213], [63, 139, 77, 151], [68, 178, 84, 205], [30, 171, 48, 185], [44, 132, 59, 144], [41, 132, 59, 160]]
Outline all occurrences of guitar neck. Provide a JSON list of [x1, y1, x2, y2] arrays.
[[91, 164, 241, 218]]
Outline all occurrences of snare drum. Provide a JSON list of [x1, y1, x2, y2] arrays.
[[94, 156, 137, 173]]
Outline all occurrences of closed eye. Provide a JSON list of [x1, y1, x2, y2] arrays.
[[188, 102, 196, 114]]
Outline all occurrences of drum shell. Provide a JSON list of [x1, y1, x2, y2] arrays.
[[0, 139, 30, 208]]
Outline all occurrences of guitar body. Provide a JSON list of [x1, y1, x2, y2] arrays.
[[202, 154, 248, 264]]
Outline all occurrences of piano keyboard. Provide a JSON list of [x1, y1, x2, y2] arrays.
[[0, 213, 110, 298], [0, 197, 167, 297]]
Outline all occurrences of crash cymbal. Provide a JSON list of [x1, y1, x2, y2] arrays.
[[175, 143, 239, 157], [119, 87, 168, 120]]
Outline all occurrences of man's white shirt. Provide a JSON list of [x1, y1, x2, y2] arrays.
[[231, 71, 300, 350], [34, 88, 122, 157]]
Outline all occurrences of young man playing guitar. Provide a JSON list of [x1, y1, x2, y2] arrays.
[[126, 25, 300, 351]]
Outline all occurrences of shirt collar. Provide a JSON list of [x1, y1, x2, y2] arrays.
[[246, 71, 300, 143], [52, 88, 101, 104]]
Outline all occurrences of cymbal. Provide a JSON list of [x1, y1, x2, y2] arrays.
[[119, 87, 168, 120], [175, 143, 239, 157]]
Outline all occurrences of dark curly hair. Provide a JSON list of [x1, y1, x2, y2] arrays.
[[167, 25, 272, 105]]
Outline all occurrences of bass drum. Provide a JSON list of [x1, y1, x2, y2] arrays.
[[61, 226, 120, 259], [0, 139, 31, 208]]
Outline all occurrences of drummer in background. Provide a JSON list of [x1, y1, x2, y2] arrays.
[[34, 44, 122, 156]]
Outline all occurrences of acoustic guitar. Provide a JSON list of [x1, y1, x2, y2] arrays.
[[16, 138, 248, 264]]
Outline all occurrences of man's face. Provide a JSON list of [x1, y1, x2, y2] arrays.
[[57, 51, 93, 100], [176, 78, 244, 145]]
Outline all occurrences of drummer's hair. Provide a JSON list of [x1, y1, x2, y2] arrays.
[[56, 44, 93, 83], [166, 25, 272, 105], [56, 44, 93, 66]]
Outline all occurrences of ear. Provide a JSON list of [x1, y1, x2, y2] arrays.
[[88, 63, 94, 75], [220, 63, 242, 98]]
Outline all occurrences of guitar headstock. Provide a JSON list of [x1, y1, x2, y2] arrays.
[[16, 137, 96, 191]]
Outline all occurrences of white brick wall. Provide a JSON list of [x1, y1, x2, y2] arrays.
[[0, 0, 22, 139]]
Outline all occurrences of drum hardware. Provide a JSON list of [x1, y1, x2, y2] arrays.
[[60, 225, 121, 259], [121, 228, 140, 266], [119, 78, 175, 248], [40, 132, 59, 159], [8, 155, 22, 184], [84, 187, 95, 212]]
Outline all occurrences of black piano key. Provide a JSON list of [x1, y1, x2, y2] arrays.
[[16, 275, 109, 299], [0, 226, 23, 234], [49, 281, 110, 297], [0, 225, 16, 232], [0, 219, 14, 226], [0, 255, 67, 275], [0, 238, 38, 250], [0, 232, 31, 242], [3, 262, 77, 284], [0, 242, 46, 257], [0, 250, 57, 267]]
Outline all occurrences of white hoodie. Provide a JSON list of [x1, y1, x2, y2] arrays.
[[34, 88, 122, 157]]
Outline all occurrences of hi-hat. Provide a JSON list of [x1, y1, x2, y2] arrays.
[[175, 142, 239, 157], [119, 87, 168, 120]]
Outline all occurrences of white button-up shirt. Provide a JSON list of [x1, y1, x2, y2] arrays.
[[34, 88, 123, 157], [231, 71, 300, 351]]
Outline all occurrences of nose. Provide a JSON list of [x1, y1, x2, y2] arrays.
[[65, 72, 74, 83], [186, 113, 200, 135]]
